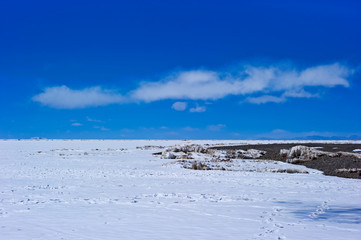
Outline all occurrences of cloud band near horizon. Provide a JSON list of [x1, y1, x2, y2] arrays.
[[32, 86, 123, 109], [32, 62, 354, 109]]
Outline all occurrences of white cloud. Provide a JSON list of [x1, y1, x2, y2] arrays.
[[207, 124, 226, 131], [33, 62, 354, 109], [282, 89, 318, 98], [271, 129, 288, 134], [71, 122, 82, 126], [94, 126, 109, 131], [246, 89, 319, 104], [182, 126, 199, 131], [239, 63, 350, 93], [130, 70, 242, 102], [171, 102, 187, 111], [130, 63, 352, 103], [189, 105, 206, 112], [246, 95, 285, 104], [86, 117, 102, 122], [33, 86, 123, 109]]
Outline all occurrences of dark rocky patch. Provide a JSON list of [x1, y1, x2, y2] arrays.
[[210, 143, 361, 179]]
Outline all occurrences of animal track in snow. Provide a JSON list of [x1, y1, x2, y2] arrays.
[[310, 201, 329, 219], [257, 207, 286, 240]]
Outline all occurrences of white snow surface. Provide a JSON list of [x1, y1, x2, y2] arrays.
[[1, 139, 361, 240]]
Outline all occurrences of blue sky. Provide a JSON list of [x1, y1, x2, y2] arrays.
[[1, 0, 361, 139]]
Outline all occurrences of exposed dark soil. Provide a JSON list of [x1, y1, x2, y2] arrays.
[[210, 143, 361, 179]]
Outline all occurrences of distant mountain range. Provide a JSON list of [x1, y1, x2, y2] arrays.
[[256, 135, 361, 140], [292, 135, 361, 140]]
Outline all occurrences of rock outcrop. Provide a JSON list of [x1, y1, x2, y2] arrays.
[[280, 145, 361, 163], [335, 168, 361, 176], [160, 144, 211, 159], [225, 149, 266, 159]]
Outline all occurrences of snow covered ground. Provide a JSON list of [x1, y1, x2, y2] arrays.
[[0, 140, 360, 240]]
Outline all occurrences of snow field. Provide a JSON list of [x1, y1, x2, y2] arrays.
[[0, 140, 360, 239]]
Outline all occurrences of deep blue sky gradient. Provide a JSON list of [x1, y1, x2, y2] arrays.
[[1, 0, 360, 139]]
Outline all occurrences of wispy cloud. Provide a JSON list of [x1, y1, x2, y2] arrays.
[[246, 95, 285, 104], [207, 124, 226, 131], [94, 126, 109, 131], [71, 122, 83, 126], [189, 105, 206, 112], [130, 70, 240, 102], [130, 63, 351, 103], [33, 62, 354, 109], [33, 86, 123, 109], [282, 89, 319, 98], [182, 126, 199, 131], [171, 101, 187, 111], [86, 117, 102, 122], [245, 88, 319, 104]]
